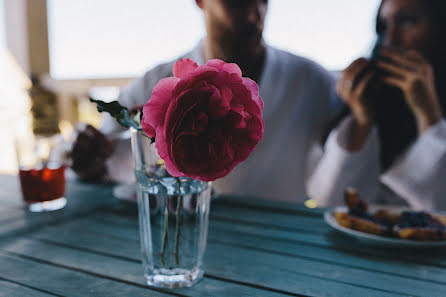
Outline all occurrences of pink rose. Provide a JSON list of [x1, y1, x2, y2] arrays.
[[141, 58, 264, 182]]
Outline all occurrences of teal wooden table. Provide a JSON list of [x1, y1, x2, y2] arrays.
[[1, 174, 446, 297]]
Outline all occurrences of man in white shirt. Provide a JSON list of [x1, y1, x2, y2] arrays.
[[74, 0, 339, 202]]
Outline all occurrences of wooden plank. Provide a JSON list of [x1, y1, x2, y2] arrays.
[[214, 195, 325, 216], [85, 208, 446, 270], [209, 224, 446, 284], [96, 194, 324, 216], [0, 180, 116, 238], [50, 215, 446, 285], [1, 238, 295, 297], [0, 208, 28, 224], [208, 242, 445, 297], [76, 204, 328, 236], [209, 220, 446, 267], [24, 219, 430, 296], [102, 201, 315, 230], [50, 205, 446, 269], [0, 175, 22, 207], [0, 252, 177, 297], [0, 279, 59, 297], [203, 246, 415, 297], [97, 204, 445, 266], [2, 176, 443, 296], [101, 196, 325, 221], [210, 204, 329, 233], [1, 238, 405, 297]]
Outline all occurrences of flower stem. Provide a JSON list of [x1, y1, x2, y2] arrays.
[[174, 178, 183, 266], [174, 196, 183, 266], [160, 207, 169, 266]]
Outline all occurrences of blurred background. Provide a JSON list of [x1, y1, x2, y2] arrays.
[[0, 0, 380, 174]]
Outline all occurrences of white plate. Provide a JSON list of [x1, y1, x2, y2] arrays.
[[324, 206, 446, 248]]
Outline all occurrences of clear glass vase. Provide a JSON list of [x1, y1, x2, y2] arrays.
[[130, 128, 211, 288]]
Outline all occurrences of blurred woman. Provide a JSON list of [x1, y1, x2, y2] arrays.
[[307, 0, 446, 210]]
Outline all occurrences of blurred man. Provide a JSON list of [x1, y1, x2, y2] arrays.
[[72, 0, 339, 202]]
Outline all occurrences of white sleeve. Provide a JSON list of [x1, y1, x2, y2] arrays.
[[306, 116, 381, 207], [381, 120, 446, 210]]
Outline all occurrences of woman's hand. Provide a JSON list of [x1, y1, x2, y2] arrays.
[[336, 58, 378, 151], [377, 49, 443, 134], [337, 58, 377, 127]]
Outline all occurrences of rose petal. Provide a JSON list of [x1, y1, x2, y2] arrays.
[[155, 125, 184, 177], [208, 85, 230, 119], [164, 88, 208, 174], [172, 58, 199, 79], [242, 77, 264, 110], [142, 77, 180, 137], [165, 88, 207, 141], [220, 86, 232, 108], [141, 119, 155, 137], [206, 59, 242, 77], [172, 66, 217, 98]]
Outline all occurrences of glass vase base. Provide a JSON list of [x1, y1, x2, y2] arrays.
[[27, 197, 67, 212], [145, 268, 204, 288]]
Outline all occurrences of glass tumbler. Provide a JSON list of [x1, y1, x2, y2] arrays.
[[15, 134, 67, 212]]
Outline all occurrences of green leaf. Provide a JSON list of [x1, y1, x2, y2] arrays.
[[89, 98, 141, 130], [89, 98, 155, 142]]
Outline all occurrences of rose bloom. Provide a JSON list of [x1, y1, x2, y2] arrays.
[[141, 58, 264, 182]]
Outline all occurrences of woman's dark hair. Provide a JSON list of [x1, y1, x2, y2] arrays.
[[422, 1, 446, 109]]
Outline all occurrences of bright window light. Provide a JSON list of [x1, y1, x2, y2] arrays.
[[47, 0, 204, 79], [47, 0, 381, 79], [264, 0, 381, 70], [0, 0, 33, 174]]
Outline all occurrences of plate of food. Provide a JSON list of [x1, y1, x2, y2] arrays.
[[324, 188, 446, 248]]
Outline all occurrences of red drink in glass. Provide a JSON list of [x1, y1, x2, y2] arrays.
[[15, 134, 68, 211], [19, 166, 66, 204]]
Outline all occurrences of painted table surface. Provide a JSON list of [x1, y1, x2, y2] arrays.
[[1, 174, 445, 297]]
